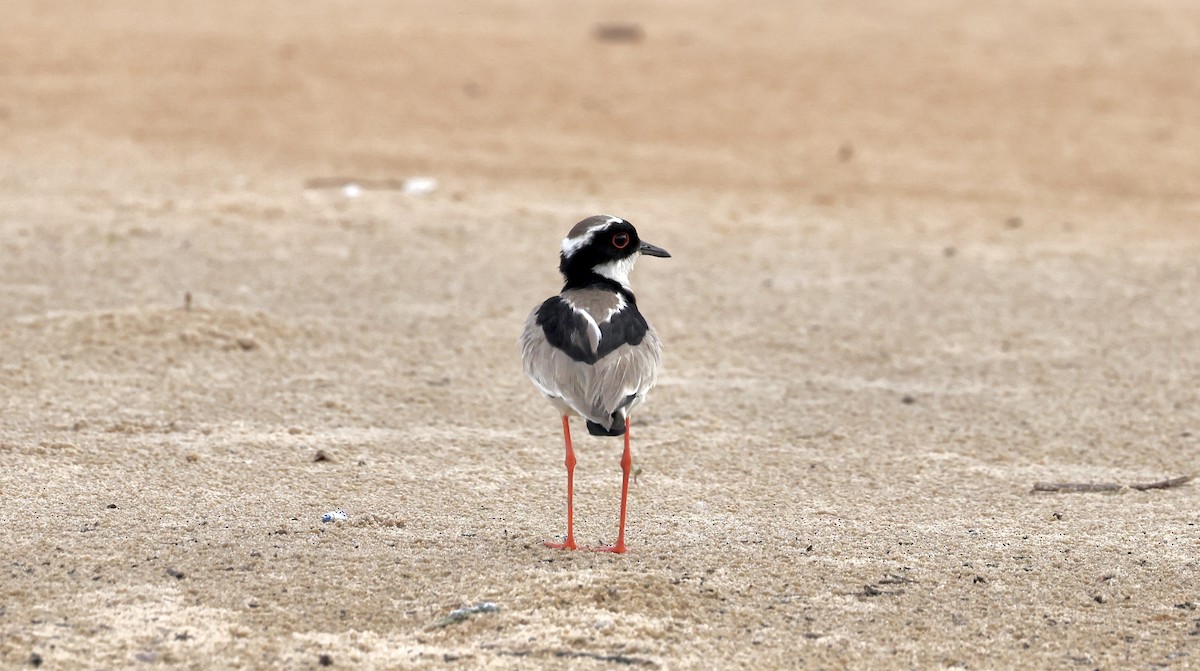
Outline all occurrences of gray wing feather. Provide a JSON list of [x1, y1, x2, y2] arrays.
[[586, 332, 661, 417], [520, 308, 662, 425]]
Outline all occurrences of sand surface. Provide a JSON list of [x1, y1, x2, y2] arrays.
[[2, 1, 1199, 668]]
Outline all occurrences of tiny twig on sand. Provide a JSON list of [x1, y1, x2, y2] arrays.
[[1032, 475, 1193, 493], [1129, 475, 1194, 491], [555, 651, 657, 667], [1032, 482, 1122, 493]]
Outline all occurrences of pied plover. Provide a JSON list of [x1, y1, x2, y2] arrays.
[[520, 215, 670, 553]]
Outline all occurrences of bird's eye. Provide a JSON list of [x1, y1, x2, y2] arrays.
[[612, 233, 630, 249]]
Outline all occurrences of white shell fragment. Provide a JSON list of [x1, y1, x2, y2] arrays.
[[321, 509, 348, 523], [432, 601, 499, 628], [402, 176, 438, 195]]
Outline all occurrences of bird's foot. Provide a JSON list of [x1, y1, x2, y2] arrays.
[[586, 541, 627, 554], [543, 538, 578, 551]]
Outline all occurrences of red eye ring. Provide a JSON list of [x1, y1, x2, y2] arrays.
[[612, 233, 630, 249]]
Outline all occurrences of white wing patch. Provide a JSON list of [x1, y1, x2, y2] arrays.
[[562, 296, 603, 353], [602, 293, 628, 322]]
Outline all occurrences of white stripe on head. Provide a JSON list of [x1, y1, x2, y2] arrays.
[[560, 215, 625, 257]]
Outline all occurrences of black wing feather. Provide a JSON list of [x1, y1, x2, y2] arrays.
[[535, 296, 648, 365], [597, 306, 648, 359]]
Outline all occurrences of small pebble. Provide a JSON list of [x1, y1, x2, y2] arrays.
[[592, 22, 644, 43]]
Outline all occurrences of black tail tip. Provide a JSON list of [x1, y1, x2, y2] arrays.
[[586, 420, 625, 437]]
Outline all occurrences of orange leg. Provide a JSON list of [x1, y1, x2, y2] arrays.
[[590, 417, 631, 554], [544, 415, 577, 550]]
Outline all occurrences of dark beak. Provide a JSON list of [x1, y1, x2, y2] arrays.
[[639, 241, 671, 258]]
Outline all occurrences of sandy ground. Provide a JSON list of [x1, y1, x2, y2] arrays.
[[2, 1, 1199, 668]]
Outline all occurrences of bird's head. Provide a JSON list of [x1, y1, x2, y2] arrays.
[[559, 215, 670, 290]]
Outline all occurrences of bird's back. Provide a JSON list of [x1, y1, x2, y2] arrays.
[[521, 285, 662, 429]]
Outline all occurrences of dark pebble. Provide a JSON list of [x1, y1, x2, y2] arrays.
[[592, 22, 644, 43]]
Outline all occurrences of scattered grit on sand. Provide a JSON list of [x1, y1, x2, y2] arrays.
[[2, 1, 1199, 668]]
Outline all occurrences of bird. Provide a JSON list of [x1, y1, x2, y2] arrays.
[[519, 215, 670, 554]]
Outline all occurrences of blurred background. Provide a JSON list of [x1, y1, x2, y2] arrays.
[[2, 2, 1199, 668], [5, 0, 1197, 206]]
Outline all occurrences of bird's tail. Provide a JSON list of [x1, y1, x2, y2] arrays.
[[585, 395, 637, 437], [586, 419, 625, 437]]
